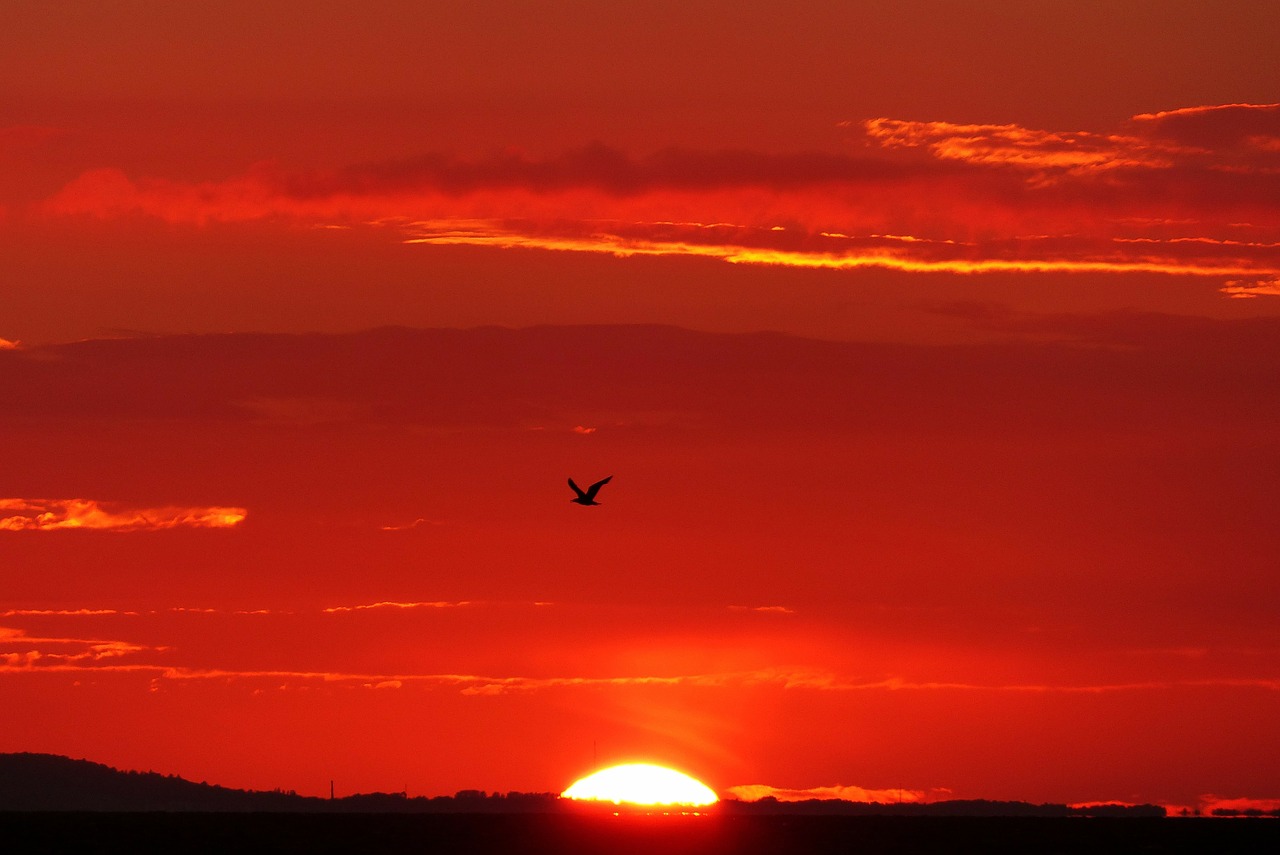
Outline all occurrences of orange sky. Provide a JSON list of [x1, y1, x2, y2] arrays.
[[2, 1, 1279, 811]]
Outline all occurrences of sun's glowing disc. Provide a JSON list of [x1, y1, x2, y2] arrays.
[[562, 763, 718, 806]]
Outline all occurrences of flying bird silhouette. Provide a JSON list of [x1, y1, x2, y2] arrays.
[[568, 475, 613, 506]]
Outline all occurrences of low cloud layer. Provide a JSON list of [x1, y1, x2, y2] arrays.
[[29, 104, 1280, 289]]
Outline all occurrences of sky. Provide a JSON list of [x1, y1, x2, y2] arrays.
[[2, 1, 1279, 813]]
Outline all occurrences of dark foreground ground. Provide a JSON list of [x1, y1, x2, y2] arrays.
[[1, 813, 1276, 855]]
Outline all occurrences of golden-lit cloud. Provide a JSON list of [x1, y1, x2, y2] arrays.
[[0, 626, 167, 668], [401, 219, 1279, 280], [0, 498, 247, 532], [0, 338, 20, 350], [861, 118, 1175, 171], [725, 783, 939, 803], [0, 608, 136, 617], [321, 600, 472, 613], [1220, 277, 1280, 298], [2, 601, 552, 619], [866, 103, 1280, 174]]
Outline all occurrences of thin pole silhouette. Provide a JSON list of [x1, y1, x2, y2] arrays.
[[568, 475, 612, 506]]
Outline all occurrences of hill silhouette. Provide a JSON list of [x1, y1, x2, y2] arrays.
[[0, 753, 317, 812], [0, 753, 559, 813]]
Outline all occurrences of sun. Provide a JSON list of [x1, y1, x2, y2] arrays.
[[561, 763, 718, 806]]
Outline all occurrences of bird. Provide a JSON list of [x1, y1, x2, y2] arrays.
[[568, 475, 612, 506]]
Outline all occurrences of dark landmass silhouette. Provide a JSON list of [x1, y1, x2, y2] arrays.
[[4, 755, 1278, 855], [0, 753, 1170, 817]]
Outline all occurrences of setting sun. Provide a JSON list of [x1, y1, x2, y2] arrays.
[[562, 763, 719, 806]]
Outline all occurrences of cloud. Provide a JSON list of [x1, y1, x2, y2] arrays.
[[1130, 103, 1280, 152], [861, 118, 1175, 171], [865, 103, 1280, 175], [253, 144, 912, 198], [0, 608, 135, 617], [1220, 277, 1280, 298], [5, 641, 1276, 698], [0, 124, 63, 156], [321, 600, 472, 613], [4, 321, 1279, 459], [377, 518, 445, 531], [400, 219, 1277, 279], [34, 104, 1280, 288], [0, 338, 20, 350], [725, 783, 940, 803], [729, 605, 795, 615], [2, 601, 553, 618], [0, 626, 167, 668], [0, 498, 247, 532], [1197, 795, 1280, 814]]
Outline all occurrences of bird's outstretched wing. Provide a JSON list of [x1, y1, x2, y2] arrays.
[[568, 478, 588, 500], [584, 475, 613, 501]]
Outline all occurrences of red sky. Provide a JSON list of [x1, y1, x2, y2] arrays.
[[2, 1, 1279, 811]]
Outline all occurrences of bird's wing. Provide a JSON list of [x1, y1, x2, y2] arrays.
[[584, 475, 613, 500], [568, 478, 587, 499]]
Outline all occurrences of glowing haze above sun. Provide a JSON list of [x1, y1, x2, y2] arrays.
[[562, 763, 719, 806]]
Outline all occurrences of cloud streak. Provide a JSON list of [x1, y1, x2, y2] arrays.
[[0, 498, 246, 532], [0, 626, 168, 669], [2, 601, 540, 618], [725, 783, 941, 803], [401, 218, 1280, 280], [321, 600, 472, 613]]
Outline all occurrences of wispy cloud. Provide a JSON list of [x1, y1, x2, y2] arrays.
[[725, 783, 944, 803], [866, 102, 1280, 174], [1220, 277, 1280, 298], [377, 518, 446, 531], [861, 118, 1176, 171], [0, 498, 246, 532], [0, 608, 137, 617], [321, 600, 472, 613], [2, 600, 543, 618], [401, 219, 1277, 279], [0, 626, 167, 668]]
